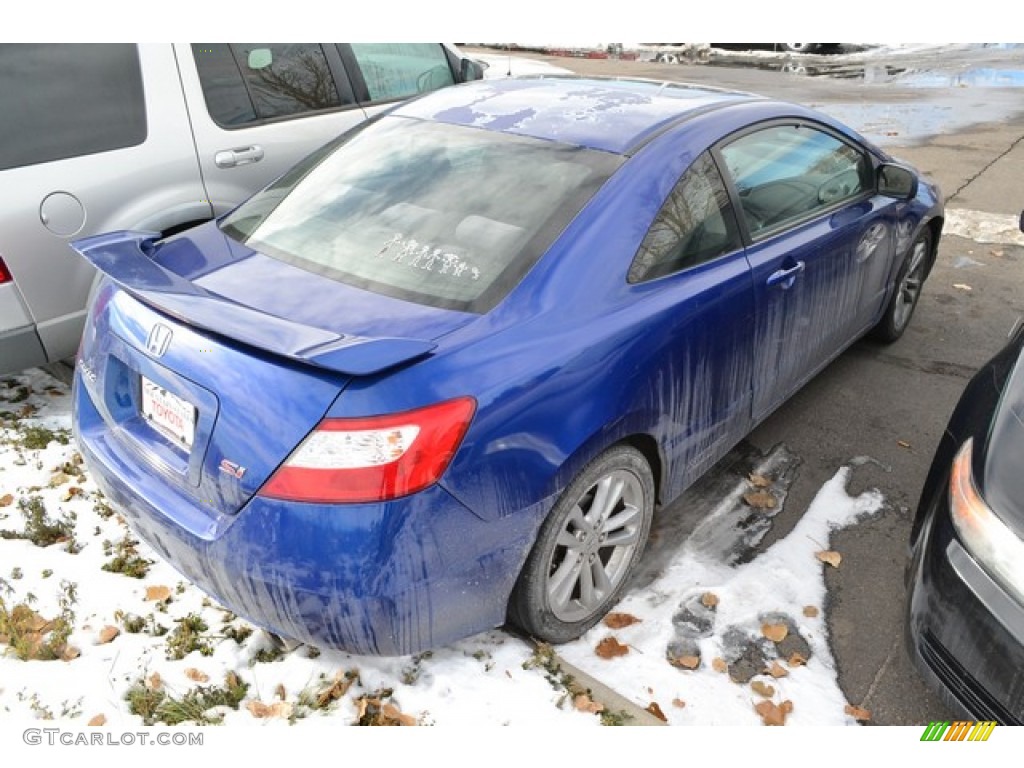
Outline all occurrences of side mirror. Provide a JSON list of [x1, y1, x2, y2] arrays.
[[877, 163, 918, 200], [461, 58, 485, 82]]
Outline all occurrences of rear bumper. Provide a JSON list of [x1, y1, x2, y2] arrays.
[[906, 488, 1024, 724], [74, 369, 547, 656]]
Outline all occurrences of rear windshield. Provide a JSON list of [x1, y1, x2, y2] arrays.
[[220, 116, 621, 312]]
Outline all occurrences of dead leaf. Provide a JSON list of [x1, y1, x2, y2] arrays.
[[19, 404, 37, 418], [761, 623, 788, 643], [144, 585, 172, 602], [87, 714, 106, 727], [275, 683, 287, 701], [701, 592, 719, 608], [953, 283, 973, 291], [668, 654, 700, 670], [248, 700, 294, 719], [845, 704, 872, 722], [247, 700, 271, 718], [0, 493, 12, 507], [816, 550, 842, 568], [751, 680, 775, 698], [573, 693, 605, 714], [787, 652, 807, 667], [98, 625, 120, 644], [780, 700, 794, 714], [766, 661, 789, 678], [61, 646, 80, 661], [748, 473, 772, 487], [743, 490, 777, 510], [61, 487, 83, 502], [897, 440, 912, 449], [185, 668, 209, 683], [672, 698, 686, 709], [381, 702, 418, 726], [803, 605, 819, 618], [46, 388, 63, 397], [754, 699, 790, 726], [595, 636, 630, 659], [712, 657, 728, 673], [646, 701, 667, 722], [603, 612, 642, 629], [48, 472, 70, 488], [316, 670, 355, 708], [146, 672, 162, 691]]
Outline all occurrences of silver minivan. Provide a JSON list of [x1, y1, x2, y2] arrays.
[[0, 43, 482, 374]]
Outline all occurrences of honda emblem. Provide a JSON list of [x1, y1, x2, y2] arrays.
[[146, 323, 173, 358]]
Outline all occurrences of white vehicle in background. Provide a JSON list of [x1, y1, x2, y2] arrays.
[[472, 52, 574, 78]]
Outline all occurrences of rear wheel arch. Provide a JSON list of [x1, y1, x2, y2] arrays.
[[552, 428, 665, 511]]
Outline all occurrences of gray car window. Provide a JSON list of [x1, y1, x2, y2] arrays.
[[193, 44, 347, 127], [348, 44, 455, 102], [0, 44, 146, 171]]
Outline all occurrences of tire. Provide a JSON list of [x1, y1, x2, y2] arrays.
[[508, 445, 654, 643], [871, 228, 932, 343]]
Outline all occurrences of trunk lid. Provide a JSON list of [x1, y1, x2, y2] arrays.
[[72, 227, 475, 519]]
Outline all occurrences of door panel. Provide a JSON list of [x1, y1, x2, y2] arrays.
[[717, 122, 895, 420], [178, 43, 370, 217]]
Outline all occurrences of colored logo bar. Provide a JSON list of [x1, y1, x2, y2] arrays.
[[920, 721, 997, 741]]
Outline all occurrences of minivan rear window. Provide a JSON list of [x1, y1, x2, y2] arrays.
[[220, 117, 621, 313], [0, 44, 147, 171]]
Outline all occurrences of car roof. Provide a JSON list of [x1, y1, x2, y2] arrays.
[[391, 76, 764, 155]]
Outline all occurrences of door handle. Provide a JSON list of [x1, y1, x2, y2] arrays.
[[766, 260, 805, 289], [214, 145, 265, 169]]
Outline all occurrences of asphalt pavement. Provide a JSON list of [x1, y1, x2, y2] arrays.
[[469, 46, 1024, 724]]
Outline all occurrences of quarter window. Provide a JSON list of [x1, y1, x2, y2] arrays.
[[720, 124, 870, 237], [0, 44, 146, 171], [628, 152, 741, 283], [348, 44, 455, 102]]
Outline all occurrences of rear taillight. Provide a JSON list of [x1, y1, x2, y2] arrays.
[[0, 256, 11, 284], [259, 397, 476, 503]]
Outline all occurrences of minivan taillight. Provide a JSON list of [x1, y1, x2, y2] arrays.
[[259, 397, 476, 503], [0, 256, 11, 284]]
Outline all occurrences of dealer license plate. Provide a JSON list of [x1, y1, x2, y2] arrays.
[[140, 376, 196, 449]]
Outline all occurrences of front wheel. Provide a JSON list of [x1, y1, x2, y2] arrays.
[[508, 445, 654, 644], [872, 228, 932, 343]]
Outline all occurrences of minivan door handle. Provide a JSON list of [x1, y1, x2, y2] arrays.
[[214, 145, 265, 169]]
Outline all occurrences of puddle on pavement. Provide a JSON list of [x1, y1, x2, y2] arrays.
[[635, 440, 802, 588]]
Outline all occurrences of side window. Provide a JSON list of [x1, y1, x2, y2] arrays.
[[348, 44, 455, 102], [720, 123, 870, 237], [193, 44, 347, 127], [628, 152, 742, 283], [0, 44, 146, 171]]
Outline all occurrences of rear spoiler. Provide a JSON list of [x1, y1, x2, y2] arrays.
[[72, 231, 436, 376]]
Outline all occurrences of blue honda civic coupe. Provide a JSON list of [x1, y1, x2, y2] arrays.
[[72, 76, 943, 655]]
